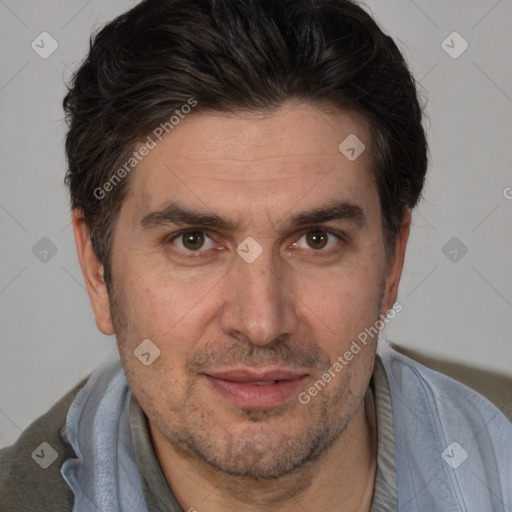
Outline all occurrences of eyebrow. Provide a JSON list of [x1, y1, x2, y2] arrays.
[[139, 199, 367, 232]]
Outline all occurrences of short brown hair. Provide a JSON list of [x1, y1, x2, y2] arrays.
[[64, 0, 428, 285]]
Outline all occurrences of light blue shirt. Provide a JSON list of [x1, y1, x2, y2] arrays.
[[60, 342, 512, 511]]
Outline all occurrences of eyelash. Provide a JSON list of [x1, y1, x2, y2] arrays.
[[165, 228, 346, 259]]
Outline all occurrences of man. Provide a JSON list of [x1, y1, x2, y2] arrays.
[[1, 0, 510, 510]]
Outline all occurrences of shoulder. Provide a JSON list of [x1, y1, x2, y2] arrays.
[[377, 343, 512, 509], [378, 343, 511, 432], [0, 378, 88, 512]]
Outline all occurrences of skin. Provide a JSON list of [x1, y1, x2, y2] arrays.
[[73, 101, 410, 511]]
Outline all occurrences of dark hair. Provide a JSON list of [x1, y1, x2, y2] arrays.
[[64, 0, 428, 285]]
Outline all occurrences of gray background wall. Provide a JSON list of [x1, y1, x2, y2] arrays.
[[1, 0, 511, 448]]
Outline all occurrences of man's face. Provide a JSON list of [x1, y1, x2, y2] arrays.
[[94, 102, 402, 478]]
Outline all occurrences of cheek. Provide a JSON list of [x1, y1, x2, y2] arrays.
[[295, 260, 384, 348], [116, 274, 201, 412], [117, 267, 219, 361]]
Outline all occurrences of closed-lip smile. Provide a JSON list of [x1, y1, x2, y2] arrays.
[[203, 366, 309, 409]]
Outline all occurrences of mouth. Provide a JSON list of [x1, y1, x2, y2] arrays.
[[202, 367, 309, 409]]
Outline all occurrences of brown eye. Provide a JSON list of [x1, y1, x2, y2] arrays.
[[305, 229, 329, 250], [294, 229, 341, 253], [182, 231, 205, 250], [171, 230, 214, 252]]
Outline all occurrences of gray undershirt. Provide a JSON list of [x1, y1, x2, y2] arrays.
[[129, 352, 398, 511]]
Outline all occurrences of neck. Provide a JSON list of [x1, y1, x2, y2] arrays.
[[151, 386, 377, 512]]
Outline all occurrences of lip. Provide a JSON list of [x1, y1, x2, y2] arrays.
[[203, 367, 309, 409]]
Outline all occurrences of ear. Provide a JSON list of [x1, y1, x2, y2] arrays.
[[380, 208, 411, 316], [71, 209, 115, 335]]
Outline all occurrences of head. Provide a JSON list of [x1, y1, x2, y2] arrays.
[[66, 0, 427, 479]]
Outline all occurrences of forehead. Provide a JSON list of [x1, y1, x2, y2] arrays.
[[125, 101, 377, 223]]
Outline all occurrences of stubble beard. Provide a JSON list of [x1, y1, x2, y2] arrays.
[[108, 282, 376, 481]]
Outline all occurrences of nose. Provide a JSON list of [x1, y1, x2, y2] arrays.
[[219, 246, 298, 346]]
